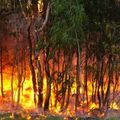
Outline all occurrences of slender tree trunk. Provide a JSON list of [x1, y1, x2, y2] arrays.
[[0, 47, 4, 97], [11, 46, 18, 104], [55, 49, 60, 107], [17, 72, 21, 106], [50, 52, 57, 107], [100, 59, 104, 107], [64, 52, 73, 110], [92, 55, 96, 103], [61, 51, 72, 111], [27, 21, 37, 105], [84, 46, 88, 105], [21, 50, 26, 95], [75, 32, 81, 112], [97, 59, 102, 109], [65, 75, 71, 109], [37, 59, 43, 109], [94, 70, 98, 103], [44, 53, 51, 111], [104, 55, 113, 109], [32, 0, 38, 16], [16, 44, 23, 107], [113, 58, 119, 102], [61, 60, 68, 110], [11, 64, 14, 102]]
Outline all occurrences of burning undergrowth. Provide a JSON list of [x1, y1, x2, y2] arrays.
[[0, 33, 120, 118], [0, 2, 120, 119]]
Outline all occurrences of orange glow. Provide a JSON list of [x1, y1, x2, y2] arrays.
[[110, 102, 119, 110], [0, 59, 119, 117], [88, 103, 99, 110], [0, 73, 35, 110], [38, 0, 43, 13]]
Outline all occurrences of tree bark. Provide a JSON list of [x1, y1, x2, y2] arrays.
[[44, 52, 51, 111], [0, 47, 4, 97], [37, 59, 43, 109], [27, 21, 37, 105], [104, 55, 113, 109], [84, 45, 88, 105], [75, 31, 81, 112]]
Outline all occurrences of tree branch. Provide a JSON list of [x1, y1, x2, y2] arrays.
[[35, 2, 51, 32], [19, 0, 28, 21]]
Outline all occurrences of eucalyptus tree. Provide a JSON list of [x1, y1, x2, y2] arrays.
[[0, 43, 4, 97], [83, 0, 120, 110], [0, 0, 50, 110], [48, 0, 87, 112], [0, 1, 13, 98], [17, 0, 51, 109]]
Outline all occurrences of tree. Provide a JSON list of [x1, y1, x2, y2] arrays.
[[48, 0, 87, 112], [83, 0, 120, 110]]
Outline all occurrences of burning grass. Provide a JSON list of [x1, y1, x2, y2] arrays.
[[0, 69, 120, 118], [0, 25, 120, 119], [0, 111, 120, 120]]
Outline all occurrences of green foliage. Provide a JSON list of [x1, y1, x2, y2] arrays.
[[83, 0, 120, 62], [84, 0, 120, 31], [105, 117, 120, 120], [49, 0, 87, 51]]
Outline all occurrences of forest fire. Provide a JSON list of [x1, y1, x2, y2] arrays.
[[0, 0, 120, 119], [0, 68, 120, 116], [0, 37, 120, 117], [0, 73, 35, 110]]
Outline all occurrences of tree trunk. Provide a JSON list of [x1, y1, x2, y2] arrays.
[[0, 47, 4, 97], [65, 75, 71, 109], [37, 59, 43, 109], [54, 49, 60, 107], [27, 21, 37, 105], [75, 32, 81, 112], [91, 55, 96, 103], [100, 59, 104, 107], [64, 52, 73, 110], [113, 58, 119, 102], [32, 0, 38, 16], [61, 61, 67, 111], [97, 59, 102, 109], [11, 64, 14, 103], [104, 55, 113, 109], [84, 46, 88, 105], [17, 72, 21, 107], [21, 50, 26, 95], [44, 54, 51, 111]]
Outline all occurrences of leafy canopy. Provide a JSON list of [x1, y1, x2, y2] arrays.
[[48, 0, 87, 50]]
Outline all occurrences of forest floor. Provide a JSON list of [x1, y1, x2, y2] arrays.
[[0, 111, 120, 120]]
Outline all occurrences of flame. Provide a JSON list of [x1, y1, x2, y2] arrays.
[[43, 75, 47, 106], [0, 72, 35, 110], [0, 70, 119, 115], [88, 103, 99, 110], [38, 0, 43, 13], [15, 79, 35, 109], [0, 57, 119, 117], [110, 102, 119, 110], [0, 0, 119, 117]]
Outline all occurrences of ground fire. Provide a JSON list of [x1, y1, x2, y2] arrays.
[[0, 43, 120, 117]]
